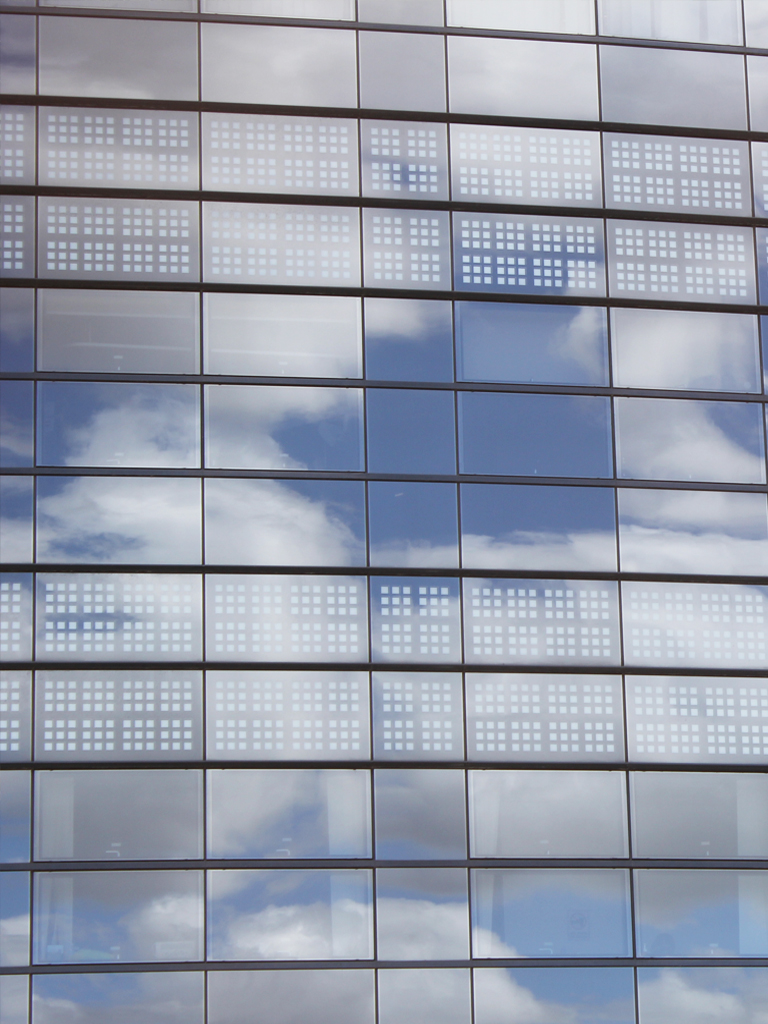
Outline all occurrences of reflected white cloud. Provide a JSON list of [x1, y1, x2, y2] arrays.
[[206, 969, 374, 1024], [377, 897, 469, 959], [378, 968, 471, 1024], [473, 969, 575, 1024], [122, 892, 203, 961], [0, 913, 29, 966], [370, 539, 459, 568], [637, 968, 768, 1024], [32, 972, 204, 1024], [0, 975, 27, 1024], [462, 530, 616, 571]]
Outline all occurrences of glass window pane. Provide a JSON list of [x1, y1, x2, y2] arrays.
[[379, 969, 471, 1024], [0, 975, 27, 1024], [39, 16, 199, 100], [34, 770, 203, 861], [448, 37, 599, 120], [32, 973, 204, 1024], [611, 309, 759, 392], [753, 143, 768, 217], [33, 670, 204, 759], [456, 303, 607, 386], [0, 288, 33, 371], [0, 771, 29, 863], [459, 393, 612, 478], [359, 32, 446, 112], [748, 56, 768, 132], [466, 674, 626, 763], [0, 16, 35, 95], [373, 768, 467, 860], [0, 871, 28, 966], [207, 969, 375, 1024], [0, 476, 33, 563], [0, 380, 32, 468], [599, 0, 743, 43], [372, 671, 464, 752], [615, 397, 766, 484], [205, 384, 363, 471], [36, 476, 202, 565], [631, 772, 768, 859], [33, 870, 204, 964], [469, 770, 628, 858], [38, 289, 200, 374], [370, 580, 463, 665], [637, 966, 768, 1023], [41, 0, 196, 8], [618, 489, 768, 576], [205, 670, 371, 759], [207, 769, 370, 859], [205, 478, 365, 567], [36, 382, 201, 469], [368, 481, 459, 568], [377, 868, 469, 959], [207, 869, 373, 961], [360, 0, 443, 24], [600, 45, 747, 129], [362, 209, 452, 290], [201, 23, 357, 106], [1, 196, 35, 279], [635, 869, 768, 957], [364, 298, 453, 382], [474, 967, 635, 1024], [202, 0, 354, 16], [0, 670, 32, 761], [448, 0, 595, 32], [471, 869, 631, 958], [460, 483, 617, 572], [367, 389, 456, 474], [746, 0, 768, 44], [361, 120, 450, 200]]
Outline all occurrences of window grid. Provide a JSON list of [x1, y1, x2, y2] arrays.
[[361, 120, 450, 199], [0, 105, 35, 184], [372, 672, 464, 759], [362, 208, 451, 288], [370, 578, 462, 663]]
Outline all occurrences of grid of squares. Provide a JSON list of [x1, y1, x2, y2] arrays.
[[466, 673, 624, 762], [451, 125, 602, 207], [0, 195, 34, 277], [370, 578, 462, 663], [463, 579, 621, 666], [0, 575, 33, 658], [622, 582, 768, 669], [362, 208, 451, 288], [372, 672, 464, 759], [627, 676, 768, 763], [205, 576, 369, 662], [40, 108, 199, 188], [360, 120, 449, 199], [0, 106, 35, 183], [607, 221, 756, 301], [202, 202, 360, 284], [0, 671, 31, 763], [202, 113, 358, 195], [33, 671, 203, 760], [38, 198, 199, 280], [205, 670, 370, 759], [606, 135, 749, 213], [35, 574, 203, 661], [453, 213, 605, 294]]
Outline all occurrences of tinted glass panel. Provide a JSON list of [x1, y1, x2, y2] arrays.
[[457, 303, 608, 386], [0, 975, 26, 1024], [202, 0, 354, 15], [637, 966, 768, 1024], [207, 969, 375, 1024], [364, 298, 453, 382], [359, 32, 446, 112], [0, 475, 33, 563], [0, 288, 33, 371], [367, 390, 456, 474], [359, 0, 444, 25], [32, 973, 204, 1024], [39, 17, 199, 100], [749, 56, 768, 132], [746, 0, 768, 45], [379, 969, 470, 1024], [205, 293, 362, 378], [475, 967, 635, 1024], [599, 0, 743, 43], [374, 769, 467, 860], [448, 0, 595, 32], [38, 290, 200, 374], [0, 15, 35, 95], [0, 871, 28, 966], [207, 769, 371, 859], [0, 771, 29, 863], [459, 393, 613, 478], [0, 380, 32, 468], [34, 770, 203, 861], [376, 868, 469, 959], [37, 382, 201, 469], [469, 771, 628, 858], [368, 481, 459, 568]]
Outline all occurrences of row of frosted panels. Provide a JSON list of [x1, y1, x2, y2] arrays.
[[9, 15, 768, 135], [4, 197, 767, 303], [5, 103, 768, 217], [1, 967, 766, 1024], [3, 665, 768, 765]]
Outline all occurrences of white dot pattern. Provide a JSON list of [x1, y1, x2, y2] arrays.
[[1, 196, 33, 277], [362, 209, 451, 288], [371, 578, 462, 663], [0, 671, 31, 763], [361, 121, 449, 199], [0, 106, 34, 183], [372, 672, 464, 759], [0, 577, 32, 658]]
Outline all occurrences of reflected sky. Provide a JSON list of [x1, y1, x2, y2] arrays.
[[207, 769, 371, 859], [637, 966, 768, 1024], [448, 0, 595, 32], [364, 298, 453, 382], [0, 771, 29, 864], [469, 771, 628, 859], [0, 476, 32, 563], [0, 15, 36, 95], [202, 1, 354, 14], [0, 974, 27, 1024], [457, 303, 608, 386], [376, 868, 469, 959], [460, 483, 617, 571], [367, 390, 456, 474], [618, 489, 768, 575], [360, 0, 444, 25], [379, 969, 471, 1024], [474, 966, 635, 1024], [37, 382, 200, 469], [0, 871, 28, 966], [749, 56, 768, 133], [207, 869, 373, 961], [207, 969, 375, 1024], [0, 381, 33, 467], [599, 0, 743, 44], [359, 31, 446, 112], [205, 385, 363, 471], [32, 971, 204, 1024], [369, 481, 459, 568], [374, 769, 467, 860], [0, 288, 33, 372], [611, 308, 760, 393]]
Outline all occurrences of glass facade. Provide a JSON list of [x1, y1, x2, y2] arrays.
[[4, 1, 768, 1021]]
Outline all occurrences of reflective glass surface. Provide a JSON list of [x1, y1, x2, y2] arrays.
[[615, 397, 766, 484], [0, 288, 33, 371], [599, 0, 743, 43], [0, 871, 28, 966], [204, 293, 362, 378], [36, 382, 201, 469], [376, 868, 469, 959], [207, 869, 373, 960], [207, 769, 371, 859], [34, 770, 203, 861], [367, 389, 456, 474], [361, 119, 450, 200], [459, 393, 613, 478], [0, 672, 33, 764], [474, 967, 636, 1024], [373, 768, 467, 860], [364, 298, 453, 382], [371, 670, 464, 748], [359, 0, 444, 25], [0, 770, 29, 862], [32, 973, 204, 1024], [469, 771, 628, 858], [746, 0, 768, 44], [202, 0, 355, 15], [0, 380, 32, 467], [368, 481, 459, 568], [359, 32, 446, 113], [471, 869, 631, 958], [362, 209, 452, 291], [749, 56, 768, 133], [0, 15, 35, 95], [207, 969, 375, 1024], [0, 475, 33, 563], [379, 969, 471, 1024], [0, 975, 26, 1024], [637, 967, 768, 1024], [205, 478, 365, 567], [448, 0, 595, 32], [460, 483, 617, 571], [33, 870, 204, 964]]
